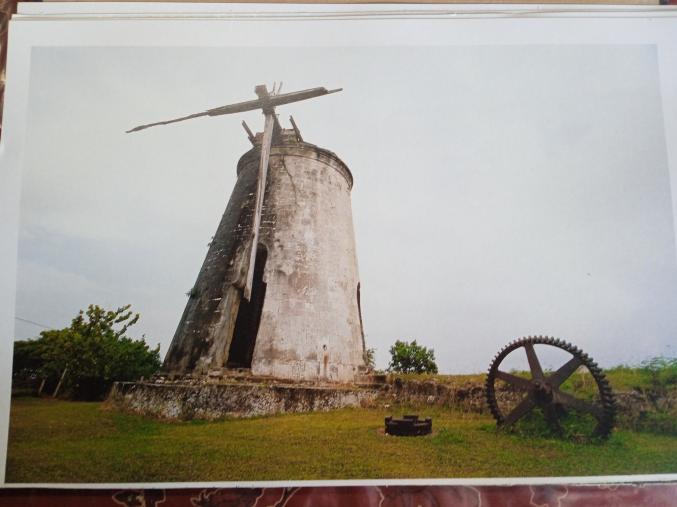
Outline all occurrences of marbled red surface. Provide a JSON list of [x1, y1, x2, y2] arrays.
[[1, 484, 677, 507]]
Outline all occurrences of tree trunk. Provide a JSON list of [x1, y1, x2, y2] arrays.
[[53, 367, 68, 398]]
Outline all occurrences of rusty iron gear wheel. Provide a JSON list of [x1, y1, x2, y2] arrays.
[[485, 336, 616, 439]]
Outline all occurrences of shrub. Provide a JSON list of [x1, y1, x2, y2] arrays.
[[388, 339, 438, 374], [363, 348, 376, 370], [640, 356, 677, 392]]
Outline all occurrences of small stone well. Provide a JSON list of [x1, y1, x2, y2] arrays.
[[385, 415, 432, 436]]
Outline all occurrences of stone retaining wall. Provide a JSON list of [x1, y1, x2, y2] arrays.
[[108, 376, 677, 430], [107, 381, 378, 420], [378, 378, 520, 414]]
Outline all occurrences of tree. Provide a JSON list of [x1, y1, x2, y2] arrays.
[[14, 304, 161, 400], [363, 347, 376, 370], [388, 339, 438, 374]]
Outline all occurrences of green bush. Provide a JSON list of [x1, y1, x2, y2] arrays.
[[13, 304, 161, 400], [388, 339, 438, 374]]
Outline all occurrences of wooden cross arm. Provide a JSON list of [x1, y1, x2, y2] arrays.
[[127, 86, 342, 133]]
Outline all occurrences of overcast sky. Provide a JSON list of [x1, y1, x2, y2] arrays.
[[13, 44, 677, 373]]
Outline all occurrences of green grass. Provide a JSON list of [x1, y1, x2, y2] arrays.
[[6, 397, 677, 483]]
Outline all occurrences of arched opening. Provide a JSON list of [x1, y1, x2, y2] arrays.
[[227, 245, 268, 369]]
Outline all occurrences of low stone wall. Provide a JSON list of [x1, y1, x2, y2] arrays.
[[107, 381, 378, 420], [613, 388, 677, 431], [377, 378, 522, 414], [376, 377, 677, 431]]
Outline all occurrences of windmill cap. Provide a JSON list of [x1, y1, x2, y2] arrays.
[[236, 129, 354, 190]]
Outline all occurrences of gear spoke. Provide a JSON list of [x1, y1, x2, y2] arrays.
[[502, 395, 536, 426], [495, 370, 533, 390], [554, 390, 604, 419], [548, 356, 583, 388], [524, 343, 544, 381]]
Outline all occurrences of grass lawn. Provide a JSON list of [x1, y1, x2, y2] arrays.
[[6, 396, 677, 483]]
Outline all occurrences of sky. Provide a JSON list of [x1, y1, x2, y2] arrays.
[[13, 44, 677, 374]]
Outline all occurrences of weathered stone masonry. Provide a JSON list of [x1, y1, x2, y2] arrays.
[[163, 129, 366, 382], [108, 375, 670, 422]]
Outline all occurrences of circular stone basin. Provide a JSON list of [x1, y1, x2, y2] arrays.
[[385, 415, 432, 436]]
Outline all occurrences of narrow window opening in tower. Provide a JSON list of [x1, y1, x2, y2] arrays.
[[227, 245, 268, 369]]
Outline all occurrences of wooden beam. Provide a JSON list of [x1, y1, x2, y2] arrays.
[[289, 115, 303, 142], [242, 120, 255, 145], [53, 367, 68, 398], [244, 111, 275, 301], [272, 113, 283, 144], [127, 85, 340, 133]]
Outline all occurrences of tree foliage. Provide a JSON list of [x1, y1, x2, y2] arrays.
[[13, 304, 161, 400], [363, 347, 376, 370], [388, 339, 438, 374]]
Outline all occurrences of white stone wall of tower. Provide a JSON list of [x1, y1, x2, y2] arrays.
[[244, 146, 365, 382]]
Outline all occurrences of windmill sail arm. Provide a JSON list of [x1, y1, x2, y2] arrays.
[[126, 85, 342, 133], [268, 87, 342, 108], [128, 94, 283, 132], [205, 97, 272, 117], [126, 110, 211, 133], [206, 87, 342, 117], [126, 98, 264, 133]]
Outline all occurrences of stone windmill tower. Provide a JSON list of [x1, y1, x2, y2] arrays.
[[128, 85, 366, 383]]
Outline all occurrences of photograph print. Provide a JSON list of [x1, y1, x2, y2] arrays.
[[5, 29, 677, 482]]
